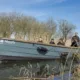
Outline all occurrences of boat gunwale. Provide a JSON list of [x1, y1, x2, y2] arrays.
[[0, 38, 80, 49]]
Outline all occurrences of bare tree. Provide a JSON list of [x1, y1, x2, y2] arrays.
[[46, 18, 57, 41], [59, 20, 76, 42]]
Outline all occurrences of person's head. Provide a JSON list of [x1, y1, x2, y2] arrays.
[[75, 32, 78, 36], [51, 39, 54, 42]]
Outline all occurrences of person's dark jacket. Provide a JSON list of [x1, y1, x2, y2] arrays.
[[71, 35, 79, 47], [50, 41, 55, 44], [57, 42, 64, 46], [72, 35, 80, 42], [71, 41, 78, 47]]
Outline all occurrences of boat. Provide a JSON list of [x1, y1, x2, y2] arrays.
[[0, 38, 80, 60]]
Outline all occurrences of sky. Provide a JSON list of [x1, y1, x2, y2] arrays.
[[0, 0, 80, 35]]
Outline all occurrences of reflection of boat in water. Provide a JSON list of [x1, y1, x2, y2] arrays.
[[0, 38, 80, 60]]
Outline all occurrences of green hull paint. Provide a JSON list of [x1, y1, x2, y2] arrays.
[[0, 39, 80, 60]]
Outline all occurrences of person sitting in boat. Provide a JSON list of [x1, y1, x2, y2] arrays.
[[37, 37, 43, 43], [49, 39, 55, 44], [71, 32, 80, 47], [71, 37, 78, 47], [57, 38, 65, 46], [72, 32, 80, 42]]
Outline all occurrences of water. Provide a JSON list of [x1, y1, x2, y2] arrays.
[[0, 59, 78, 80]]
